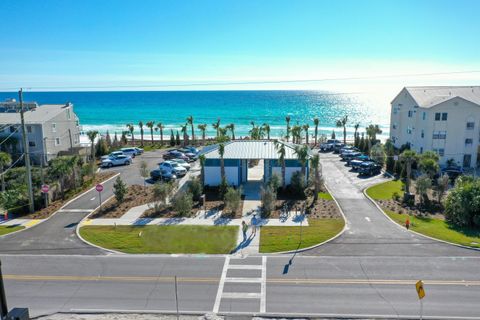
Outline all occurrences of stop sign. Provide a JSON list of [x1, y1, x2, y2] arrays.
[[41, 184, 49, 193], [96, 184, 104, 192]]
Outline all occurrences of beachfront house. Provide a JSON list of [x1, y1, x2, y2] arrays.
[[0, 99, 84, 165], [200, 140, 310, 187], [389, 86, 480, 168]]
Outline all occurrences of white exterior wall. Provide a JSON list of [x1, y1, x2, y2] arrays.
[[271, 166, 302, 185], [204, 166, 239, 186], [390, 89, 480, 167]]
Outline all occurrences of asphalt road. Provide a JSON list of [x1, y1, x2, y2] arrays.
[[1, 254, 480, 318], [0, 149, 168, 255], [303, 152, 480, 257]]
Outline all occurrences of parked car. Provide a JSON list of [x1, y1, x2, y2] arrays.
[[358, 161, 382, 176], [121, 147, 138, 158], [134, 147, 144, 155], [442, 166, 464, 180], [150, 169, 176, 182], [340, 151, 362, 161], [163, 150, 190, 161], [177, 148, 198, 161], [332, 143, 346, 153], [184, 146, 199, 154], [101, 154, 132, 167], [348, 155, 372, 169], [159, 160, 188, 177], [101, 151, 124, 160], [171, 158, 191, 170]]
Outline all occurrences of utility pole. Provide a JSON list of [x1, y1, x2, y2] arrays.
[[19, 89, 35, 213]]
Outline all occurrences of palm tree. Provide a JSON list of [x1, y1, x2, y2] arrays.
[[67, 155, 80, 188], [48, 156, 74, 199], [285, 115, 291, 142], [311, 154, 321, 202], [262, 123, 271, 140], [353, 123, 360, 147], [86, 130, 98, 166], [0, 151, 12, 192], [366, 124, 383, 143], [302, 124, 310, 145], [126, 124, 135, 145], [180, 123, 189, 146], [156, 122, 165, 146], [226, 123, 235, 140], [219, 143, 225, 180], [274, 140, 287, 191], [250, 121, 255, 129], [291, 125, 301, 144], [313, 117, 319, 146], [138, 121, 144, 147], [249, 126, 264, 140], [146, 121, 155, 145], [187, 115, 195, 144], [336, 115, 348, 145], [294, 144, 309, 177], [212, 118, 221, 138], [197, 124, 207, 145], [400, 149, 418, 194]]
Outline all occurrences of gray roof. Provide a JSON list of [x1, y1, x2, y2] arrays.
[[404, 86, 480, 108], [0, 104, 68, 124], [202, 140, 310, 160]]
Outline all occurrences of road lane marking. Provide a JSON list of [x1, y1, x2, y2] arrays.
[[59, 209, 94, 213], [260, 255, 267, 313], [90, 197, 96, 201], [224, 277, 262, 283], [222, 292, 261, 299], [213, 256, 229, 313], [365, 217, 371, 222], [228, 264, 262, 270], [4, 274, 480, 286]]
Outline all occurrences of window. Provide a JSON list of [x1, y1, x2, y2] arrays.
[[28, 141, 36, 147], [408, 110, 414, 118], [392, 123, 397, 129], [467, 122, 475, 130], [75, 120, 79, 127], [421, 130, 424, 138], [465, 138, 473, 145], [52, 123, 57, 132], [55, 137, 60, 146], [422, 112, 426, 120], [407, 126, 413, 134], [435, 113, 441, 121], [27, 125, 32, 133], [433, 131, 447, 139], [9, 126, 15, 133], [420, 147, 423, 154], [442, 113, 448, 121], [393, 107, 398, 115], [433, 148, 445, 156]]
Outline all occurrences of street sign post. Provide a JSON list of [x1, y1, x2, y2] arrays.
[[416, 280, 425, 319], [41, 184, 49, 208], [96, 184, 104, 211]]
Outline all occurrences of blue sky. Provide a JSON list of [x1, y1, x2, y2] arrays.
[[1, 0, 480, 92]]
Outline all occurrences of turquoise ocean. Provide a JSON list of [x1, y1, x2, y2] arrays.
[[0, 91, 390, 140]]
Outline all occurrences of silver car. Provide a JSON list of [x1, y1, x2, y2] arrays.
[[101, 154, 132, 167], [171, 159, 191, 171]]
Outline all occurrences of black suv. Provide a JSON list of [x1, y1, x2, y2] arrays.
[[358, 161, 382, 176]]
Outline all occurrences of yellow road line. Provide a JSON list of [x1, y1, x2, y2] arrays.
[[4, 274, 480, 286]]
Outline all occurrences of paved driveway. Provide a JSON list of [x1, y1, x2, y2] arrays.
[[0, 149, 168, 255], [303, 152, 480, 257]]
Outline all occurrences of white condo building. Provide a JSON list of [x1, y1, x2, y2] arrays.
[[390, 86, 480, 168]]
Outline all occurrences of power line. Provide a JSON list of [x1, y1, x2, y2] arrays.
[[0, 154, 25, 178], [0, 126, 20, 147], [1, 70, 479, 91]]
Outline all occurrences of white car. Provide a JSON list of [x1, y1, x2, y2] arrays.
[[121, 147, 138, 158], [159, 161, 187, 177], [101, 154, 132, 167], [101, 151, 124, 160], [171, 159, 191, 171]]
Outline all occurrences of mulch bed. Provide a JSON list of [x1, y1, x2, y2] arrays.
[[377, 199, 445, 219], [21, 171, 117, 220], [91, 184, 153, 219]]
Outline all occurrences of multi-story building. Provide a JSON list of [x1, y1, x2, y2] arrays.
[[0, 99, 83, 165], [390, 86, 480, 168]]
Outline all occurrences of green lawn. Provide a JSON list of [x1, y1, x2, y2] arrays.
[[259, 218, 344, 253], [366, 180, 403, 200], [80, 225, 238, 254], [318, 192, 333, 200], [0, 225, 25, 236], [384, 209, 480, 249]]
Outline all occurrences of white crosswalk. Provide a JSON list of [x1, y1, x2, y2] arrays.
[[213, 256, 267, 314]]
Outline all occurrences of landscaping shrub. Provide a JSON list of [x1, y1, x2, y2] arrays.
[[268, 173, 281, 191], [445, 176, 480, 227], [219, 176, 228, 199], [290, 171, 306, 198], [224, 187, 242, 214], [152, 181, 174, 212], [113, 177, 128, 203], [188, 177, 203, 201], [173, 191, 194, 216], [261, 185, 276, 218]]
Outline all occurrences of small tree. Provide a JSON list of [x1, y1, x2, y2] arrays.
[[370, 143, 386, 167], [139, 161, 149, 188], [224, 187, 242, 214], [188, 177, 203, 201], [219, 176, 229, 198], [152, 181, 174, 211], [170, 129, 175, 147], [290, 171, 306, 198], [436, 174, 450, 203], [416, 174, 432, 206], [95, 138, 109, 157], [268, 173, 281, 192], [173, 192, 193, 216], [445, 176, 480, 227], [175, 131, 181, 145], [113, 177, 128, 204], [384, 139, 395, 173], [261, 185, 276, 218]]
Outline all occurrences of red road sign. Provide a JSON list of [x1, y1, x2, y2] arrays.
[[41, 184, 49, 193], [96, 184, 104, 192]]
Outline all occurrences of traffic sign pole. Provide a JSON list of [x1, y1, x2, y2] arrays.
[[96, 184, 104, 212]]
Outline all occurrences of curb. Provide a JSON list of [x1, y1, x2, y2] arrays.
[[363, 182, 480, 252], [262, 183, 348, 255], [0, 172, 120, 239]]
